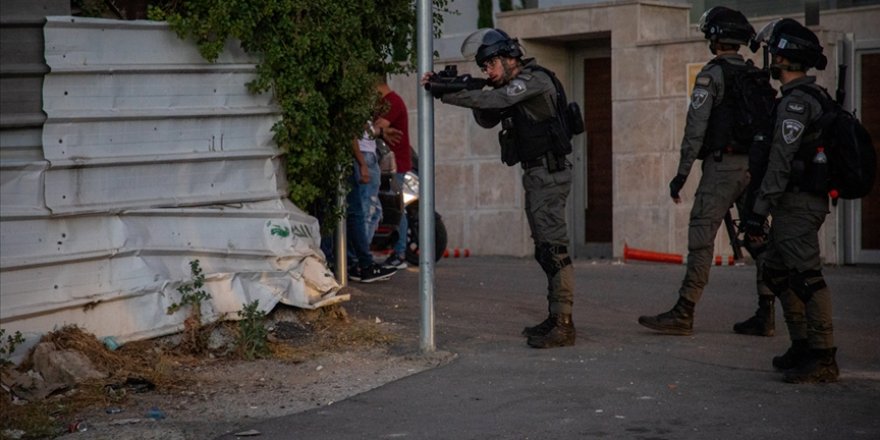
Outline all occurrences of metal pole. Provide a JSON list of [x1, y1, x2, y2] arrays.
[[334, 190, 347, 288], [416, 0, 435, 352]]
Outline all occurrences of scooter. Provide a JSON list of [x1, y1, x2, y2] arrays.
[[370, 147, 447, 265]]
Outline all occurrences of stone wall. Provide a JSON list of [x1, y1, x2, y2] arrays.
[[391, 1, 880, 262]]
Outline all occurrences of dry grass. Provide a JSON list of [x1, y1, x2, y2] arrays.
[[1, 305, 396, 438]]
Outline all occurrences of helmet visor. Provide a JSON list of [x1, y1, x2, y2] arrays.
[[750, 19, 780, 52], [697, 9, 712, 33], [461, 28, 495, 59]]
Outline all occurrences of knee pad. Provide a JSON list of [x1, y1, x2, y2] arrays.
[[789, 270, 827, 304], [763, 266, 790, 296], [535, 243, 572, 277]]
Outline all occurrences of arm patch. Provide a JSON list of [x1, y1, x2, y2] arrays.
[[695, 75, 712, 87], [785, 101, 806, 114]]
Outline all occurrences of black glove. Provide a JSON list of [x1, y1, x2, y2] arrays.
[[669, 174, 687, 199], [743, 214, 767, 238]]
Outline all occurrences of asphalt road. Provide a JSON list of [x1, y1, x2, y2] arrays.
[[218, 257, 880, 440]]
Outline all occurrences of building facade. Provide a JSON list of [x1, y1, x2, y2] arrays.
[[390, 0, 880, 264]]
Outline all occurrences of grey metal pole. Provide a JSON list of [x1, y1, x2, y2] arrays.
[[416, 0, 435, 353], [335, 191, 347, 288]]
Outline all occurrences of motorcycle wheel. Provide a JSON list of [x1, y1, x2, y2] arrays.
[[405, 202, 447, 266]]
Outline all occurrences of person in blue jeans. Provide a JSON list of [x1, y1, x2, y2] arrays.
[[346, 133, 397, 283]]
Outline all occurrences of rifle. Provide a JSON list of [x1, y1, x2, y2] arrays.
[[424, 65, 487, 97], [724, 204, 768, 261], [723, 209, 745, 262]]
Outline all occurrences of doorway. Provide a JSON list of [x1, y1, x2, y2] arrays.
[[571, 43, 613, 258], [847, 50, 880, 263]]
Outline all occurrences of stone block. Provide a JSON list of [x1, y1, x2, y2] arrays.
[[435, 162, 474, 211], [434, 106, 470, 162], [609, 4, 639, 47], [473, 210, 530, 257], [613, 99, 674, 154], [477, 162, 520, 208], [439, 211, 465, 253], [616, 152, 666, 206], [660, 42, 706, 97], [613, 46, 659, 100], [470, 116, 501, 158], [615, 205, 670, 256], [639, 5, 689, 41]]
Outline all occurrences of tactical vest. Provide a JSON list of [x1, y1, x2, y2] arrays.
[[784, 84, 827, 194], [508, 65, 571, 162], [699, 58, 776, 159]]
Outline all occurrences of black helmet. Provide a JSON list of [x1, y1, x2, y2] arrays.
[[461, 28, 523, 68], [698, 6, 755, 46], [755, 18, 827, 70]]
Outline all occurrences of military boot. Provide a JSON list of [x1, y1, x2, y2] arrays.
[[522, 315, 554, 337], [772, 339, 810, 370], [784, 348, 839, 384], [637, 298, 694, 335], [526, 314, 575, 348], [733, 295, 775, 337]]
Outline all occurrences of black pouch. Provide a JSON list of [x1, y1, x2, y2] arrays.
[[499, 117, 519, 166], [567, 102, 585, 135]]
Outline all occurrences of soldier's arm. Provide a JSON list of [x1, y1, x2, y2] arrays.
[[441, 70, 553, 110], [752, 93, 816, 216], [676, 69, 720, 177]]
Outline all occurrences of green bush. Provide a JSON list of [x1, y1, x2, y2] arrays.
[[150, 0, 450, 232], [236, 300, 269, 360]]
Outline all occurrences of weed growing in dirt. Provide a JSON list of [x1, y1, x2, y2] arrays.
[[236, 300, 270, 360], [0, 328, 25, 365], [167, 259, 212, 354]]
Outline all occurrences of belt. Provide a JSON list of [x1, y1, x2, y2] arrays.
[[521, 157, 545, 170]]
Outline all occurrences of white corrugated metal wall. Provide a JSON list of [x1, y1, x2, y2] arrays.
[[0, 17, 342, 350]]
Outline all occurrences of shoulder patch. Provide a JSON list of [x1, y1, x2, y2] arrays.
[[782, 119, 805, 144], [691, 87, 709, 110], [695, 76, 712, 87], [785, 101, 806, 114], [506, 79, 528, 97]]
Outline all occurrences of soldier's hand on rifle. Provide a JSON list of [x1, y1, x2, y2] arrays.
[[669, 173, 687, 204], [744, 214, 767, 244]]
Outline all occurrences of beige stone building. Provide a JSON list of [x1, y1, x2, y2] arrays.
[[390, 0, 880, 265]]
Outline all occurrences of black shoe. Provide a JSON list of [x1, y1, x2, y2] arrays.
[[347, 265, 362, 282], [773, 339, 810, 370], [733, 296, 775, 337], [382, 253, 408, 269], [527, 314, 575, 348], [784, 348, 839, 384], [522, 315, 554, 337], [356, 264, 397, 283], [638, 298, 694, 335]]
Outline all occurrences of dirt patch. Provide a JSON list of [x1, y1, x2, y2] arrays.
[[1, 287, 454, 439]]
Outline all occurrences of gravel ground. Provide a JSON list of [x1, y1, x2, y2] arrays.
[[19, 283, 454, 440]]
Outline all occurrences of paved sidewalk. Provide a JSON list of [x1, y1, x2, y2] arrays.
[[219, 257, 880, 440]]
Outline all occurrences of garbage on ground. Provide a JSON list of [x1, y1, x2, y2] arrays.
[[145, 407, 166, 420], [105, 407, 123, 414], [234, 429, 262, 436], [105, 376, 155, 395], [67, 420, 91, 432], [102, 336, 120, 351]]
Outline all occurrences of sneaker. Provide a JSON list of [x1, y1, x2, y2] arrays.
[[347, 265, 362, 282], [356, 263, 397, 283], [382, 253, 408, 269]]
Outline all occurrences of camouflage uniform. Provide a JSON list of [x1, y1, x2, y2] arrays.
[[638, 53, 772, 336], [752, 76, 833, 350], [442, 59, 575, 319]]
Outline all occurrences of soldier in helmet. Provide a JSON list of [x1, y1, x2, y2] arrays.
[[746, 18, 838, 383], [422, 28, 577, 348], [638, 7, 777, 337]]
